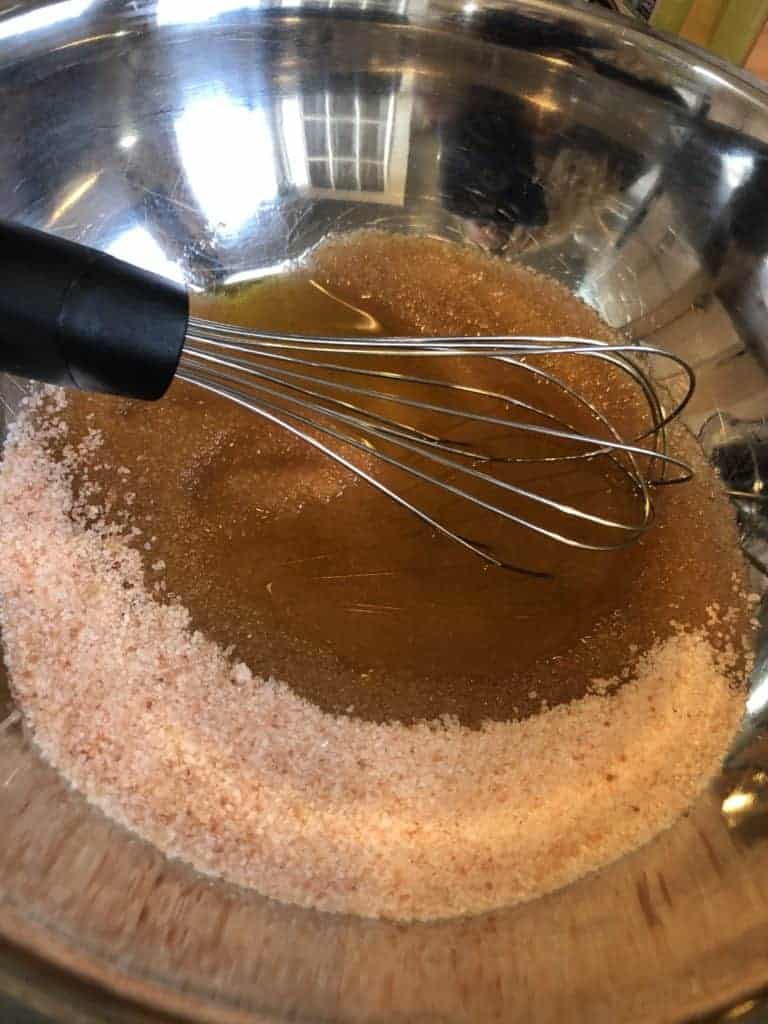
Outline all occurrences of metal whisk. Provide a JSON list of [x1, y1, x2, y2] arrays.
[[0, 220, 694, 574]]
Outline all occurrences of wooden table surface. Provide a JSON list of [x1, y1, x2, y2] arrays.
[[747, 23, 768, 80]]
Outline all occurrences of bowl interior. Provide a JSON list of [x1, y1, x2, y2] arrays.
[[3, 1, 768, 1021]]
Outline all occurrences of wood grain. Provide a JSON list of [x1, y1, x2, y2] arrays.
[[746, 21, 768, 80]]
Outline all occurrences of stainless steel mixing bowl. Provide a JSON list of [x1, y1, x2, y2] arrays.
[[3, 1, 768, 1020]]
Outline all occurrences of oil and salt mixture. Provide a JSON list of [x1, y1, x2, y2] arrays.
[[0, 233, 753, 920]]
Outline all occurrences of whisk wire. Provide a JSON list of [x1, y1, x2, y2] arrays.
[[179, 366, 546, 573], [181, 317, 696, 574], [184, 344, 648, 462], [182, 353, 656, 539]]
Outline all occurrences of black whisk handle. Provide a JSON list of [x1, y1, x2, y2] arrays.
[[0, 219, 189, 400]]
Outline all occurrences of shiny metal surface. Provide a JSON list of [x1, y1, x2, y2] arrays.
[[2, 0, 768, 1020], [178, 318, 696, 569]]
